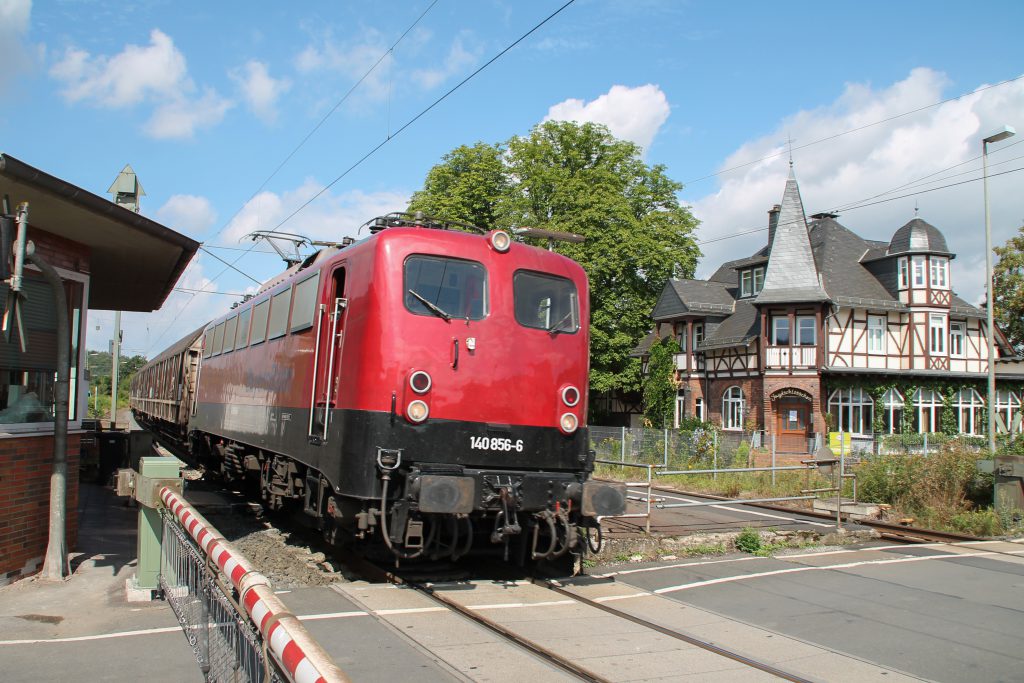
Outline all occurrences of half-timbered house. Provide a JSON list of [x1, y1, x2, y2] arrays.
[[646, 169, 1024, 452]]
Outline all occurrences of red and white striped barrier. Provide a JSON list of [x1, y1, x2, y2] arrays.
[[160, 487, 349, 683]]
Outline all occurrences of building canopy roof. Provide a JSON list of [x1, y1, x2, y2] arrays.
[[887, 217, 952, 257], [0, 153, 199, 312]]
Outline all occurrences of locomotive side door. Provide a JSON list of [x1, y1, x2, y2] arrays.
[[309, 265, 347, 443]]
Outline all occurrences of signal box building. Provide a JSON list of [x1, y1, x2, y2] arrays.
[[0, 153, 197, 584], [647, 170, 1024, 452]]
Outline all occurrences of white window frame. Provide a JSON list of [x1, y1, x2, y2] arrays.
[[740, 270, 752, 297], [796, 316, 816, 346], [898, 257, 909, 289], [771, 316, 790, 346], [953, 388, 985, 435], [929, 313, 947, 355], [912, 389, 942, 433], [881, 388, 904, 434], [949, 321, 965, 358], [996, 390, 1022, 434], [722, 386, 744, 431], [752, 266, 765, 295], [867, 314, 886, 354], [929, 257, 948, 290], [828, 388, 874, 436], [912, 255, 926, 287], [694, 397, 705, 422], [693, 323, 704, 349]]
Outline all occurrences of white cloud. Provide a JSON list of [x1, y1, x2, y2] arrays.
[[49, 29, 231, 139], [544, 84, 670, 152], [153, 194, 218, 236], [409, 34, 480, 90], [231, 60, 291, 123], [221, 179, 409, 246], [0, 0, 34, 87], [294, 28, 393, 101], [688, 68, 1024, 307]]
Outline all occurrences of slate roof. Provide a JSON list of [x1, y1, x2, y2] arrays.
[[887, 218, 952, 256], [755, 169, 829, 304], [647, 170, 984, 351], [651, 279, 735, 320]]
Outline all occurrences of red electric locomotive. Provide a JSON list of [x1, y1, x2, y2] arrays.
[[132, 214, 625, 564]]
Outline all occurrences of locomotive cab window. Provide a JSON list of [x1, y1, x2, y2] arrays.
[[513, 271, 579, 333], [404, 255, 487, 320]]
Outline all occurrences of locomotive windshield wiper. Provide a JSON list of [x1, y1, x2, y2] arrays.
[[548, 310, 575, 336], [408, 289, 452, 321]]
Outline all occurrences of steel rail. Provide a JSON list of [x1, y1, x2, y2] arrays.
[[532, 577, 815, 683], [342, 554, 609, 683]]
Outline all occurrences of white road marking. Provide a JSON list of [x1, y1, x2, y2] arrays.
[[0, 626, 183, 645], [652, 549, 1024, 595], [591, 555, 758, 579], [654, 491, 834, 527]]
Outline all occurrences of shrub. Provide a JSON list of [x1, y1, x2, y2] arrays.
[[735, 527, 762, 553]]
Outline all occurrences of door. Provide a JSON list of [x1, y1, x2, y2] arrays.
[[309, 266, 346, 443], [775, 397, 811, 453]]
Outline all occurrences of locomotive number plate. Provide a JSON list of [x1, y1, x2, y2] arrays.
[[470, 436, 524, 452]]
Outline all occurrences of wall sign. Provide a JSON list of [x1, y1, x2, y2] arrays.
[[770, 387, 813, 402]]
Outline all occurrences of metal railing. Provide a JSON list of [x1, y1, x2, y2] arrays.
[[160, 511, 284, 683]]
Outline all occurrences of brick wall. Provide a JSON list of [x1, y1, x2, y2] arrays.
[[762, 376, 826, 437], [705, 377, 765, 430], [26, 227, 91, 276], [0, 433, 81, 585]]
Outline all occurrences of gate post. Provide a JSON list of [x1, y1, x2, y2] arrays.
[[122, 456, 183, 599]]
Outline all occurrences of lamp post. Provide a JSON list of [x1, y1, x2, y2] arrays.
[[983, 125, 1015, 455]]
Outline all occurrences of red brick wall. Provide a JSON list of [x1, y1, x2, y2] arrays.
[[705, 377, 765, 430], [26, 228, 91, 275], [762, 376, 826, 437], [0, 433, 81, 585]]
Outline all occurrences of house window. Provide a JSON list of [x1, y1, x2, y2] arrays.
[[753, 266, 765, 294], [929, 257, 948, 289], [929, 314, 946, 355], [828, 388, 874, 435], [912, 256, 926, 287], [722, 386, 744, 430], [912, 389, 943, 433], [694, 397, 705, 422], [693, 323, 704, 349], [949, 322, 965, 357], [741, 270, 753, 297], [677, 323, 687, 353], [996, 390, 1022, 433], [954, 388, 985, 435], [881, 388, 904, 434], [868, 315, 886, 354], [0, 271, 86, 426], [898, 257, 909, 289], [796, 316, 816, 346], [771, 316, 790, 345]]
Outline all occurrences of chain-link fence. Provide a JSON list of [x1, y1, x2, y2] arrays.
[[160, 511, 285, 683], [590, 426, 760, 471]]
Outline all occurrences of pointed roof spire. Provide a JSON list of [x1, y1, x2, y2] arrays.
[[755, 168, 829, 304]]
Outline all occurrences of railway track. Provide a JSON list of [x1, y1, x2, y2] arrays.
[[344, 552, 814, 682]]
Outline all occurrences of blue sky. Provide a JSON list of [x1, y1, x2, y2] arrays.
[[1, 0, 1022, 357]]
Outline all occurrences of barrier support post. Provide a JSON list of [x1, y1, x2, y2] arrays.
[[123, 456, 183, 599]]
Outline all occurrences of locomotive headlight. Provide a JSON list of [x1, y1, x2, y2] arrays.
[[489, 230, 511, 253], [561, 385, 580, 407], [559, 412, 578, 434], [407, 400, 430, 423], [409, 370, 432, 394]]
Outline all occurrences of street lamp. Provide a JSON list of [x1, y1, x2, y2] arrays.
[[983, 125, 1015, 455]]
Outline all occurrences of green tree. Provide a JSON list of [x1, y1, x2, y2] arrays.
[[642, 335, 679, 428], [993, 225, 1024, 354], [408, 121, 700, 399]]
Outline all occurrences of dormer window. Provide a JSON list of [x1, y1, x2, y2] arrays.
[[898, 257, 909, 289], [912, 256, 926, 287], [740, 266, 765, 297], [929, 257, 948, 289]]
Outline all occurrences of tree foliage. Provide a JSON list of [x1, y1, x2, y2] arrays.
[[408, 121, 700, 397], [993, 224, 1024, 354], [642, 335, 680, 428]]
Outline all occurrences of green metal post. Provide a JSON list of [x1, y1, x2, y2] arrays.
[[136, 456, 183, 590]]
